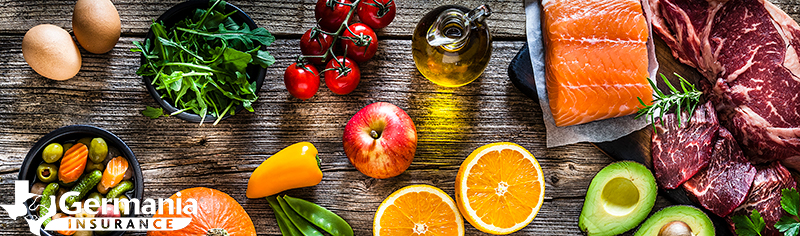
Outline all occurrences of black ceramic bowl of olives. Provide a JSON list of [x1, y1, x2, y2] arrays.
[[18, 125, 144, 236]]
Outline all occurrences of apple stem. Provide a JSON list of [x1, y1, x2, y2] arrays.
[[371, 130, 380, 139]]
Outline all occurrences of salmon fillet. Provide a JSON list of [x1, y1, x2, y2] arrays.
[[543, 0, 653, 127]]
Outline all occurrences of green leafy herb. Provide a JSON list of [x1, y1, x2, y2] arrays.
[[732, 210, 765, 236], [777, 188, 800, 236], [142, 106, 165, 119], [131, 0, 275, 125], [635, 73, 703, 129]]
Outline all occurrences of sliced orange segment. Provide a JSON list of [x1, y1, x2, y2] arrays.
[[455, 142, 545, 235], [373, 185, 464, 236]]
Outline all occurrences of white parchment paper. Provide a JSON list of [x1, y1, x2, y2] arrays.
[[524, 0, 659, 147]]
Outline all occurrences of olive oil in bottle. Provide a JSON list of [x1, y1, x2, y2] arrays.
[[412, 5, 492, 87]]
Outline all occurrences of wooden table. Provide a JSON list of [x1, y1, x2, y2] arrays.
[[1, 0, 799, 235]]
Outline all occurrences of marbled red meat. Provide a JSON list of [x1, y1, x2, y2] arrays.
[[652, 101, 719, 189], [649, 0, 800, 167], [727, 162, 797, 236], [683, 128, 756, 217]]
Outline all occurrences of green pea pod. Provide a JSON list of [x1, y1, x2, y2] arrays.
[[278, 196, 324, 236], [106, 180, 133, 199], [267, 196, 302, 236], [284, 195, 353, 236], [40, 183, 59, 227], [66, 170, 103, 206]]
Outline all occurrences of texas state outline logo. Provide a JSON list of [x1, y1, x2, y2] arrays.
[[2, 180, 195, 235]]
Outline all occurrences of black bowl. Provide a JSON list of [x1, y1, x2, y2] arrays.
[[141, 0, 266, 123], [19, 125, 144, 236]]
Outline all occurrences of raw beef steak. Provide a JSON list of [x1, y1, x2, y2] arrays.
[[683, 128, 756, 217], [649, 0, 800, 166], [652, 101, 719, 189], [727, 162, 797, 236]]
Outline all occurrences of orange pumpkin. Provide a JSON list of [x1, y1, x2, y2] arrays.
[[148, 187, 256, 236]]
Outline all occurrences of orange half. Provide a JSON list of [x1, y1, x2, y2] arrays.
[[373, 185, 464, 236], [455, 142, 545, 234]]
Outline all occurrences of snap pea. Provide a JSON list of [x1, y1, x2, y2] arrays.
[[267, 196, 302, 236], [106, 180, 133, 199], [278, 196, 324, 236], [66, 170, 103, 206], [40, 183, 59, 227], [284, 195, 353, 236]]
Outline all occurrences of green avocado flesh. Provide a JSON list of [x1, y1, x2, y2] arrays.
[[634, 205, 715, 236], [579, 161, 657, 236]]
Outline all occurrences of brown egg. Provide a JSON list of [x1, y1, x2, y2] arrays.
[[73, 0, 121, 54], [22, 24, 82, 81]]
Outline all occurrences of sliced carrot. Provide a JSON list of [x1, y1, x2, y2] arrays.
[[58, 143, 88, 183], [56, 217, 76, 235], [101, 156, 128, 189]]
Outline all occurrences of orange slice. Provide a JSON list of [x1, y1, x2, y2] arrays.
[[455, 142, 545, 235], [373, 185, 464, 236]]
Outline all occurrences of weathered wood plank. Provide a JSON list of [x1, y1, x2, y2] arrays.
[[0, 36, 615, 235], [0, 0, 526, 38]]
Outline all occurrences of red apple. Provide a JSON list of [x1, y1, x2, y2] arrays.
[[343, 102, 417, 179]]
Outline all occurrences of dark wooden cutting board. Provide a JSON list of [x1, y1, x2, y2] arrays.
[[507, 42, 734, 236]]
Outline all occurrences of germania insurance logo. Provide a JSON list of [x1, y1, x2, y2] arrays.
[[2, 180, 196, 235]]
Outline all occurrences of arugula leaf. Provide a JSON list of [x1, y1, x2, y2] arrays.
[[776, 216, 800, 236], [733, 210, 765, 236], [131, 0, 273, 125], [142, 106, 165, 119], [251, 49, 276, 68], [222, 47, 251, 72]]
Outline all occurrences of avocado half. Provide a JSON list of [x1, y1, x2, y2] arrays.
[[634, 205, 715, 236], [579, 161, 657, 236]]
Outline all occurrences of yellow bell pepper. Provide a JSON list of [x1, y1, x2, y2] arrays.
[[246, 142, 322, 198]]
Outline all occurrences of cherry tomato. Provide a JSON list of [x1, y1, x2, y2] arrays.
[[284, 62, 321, 100], [324, 56, 360, 95], [357, 0, 396, 29], [300, 28, 334, 65], [315, 0, 353, 32], [340, 23, 378, 63]]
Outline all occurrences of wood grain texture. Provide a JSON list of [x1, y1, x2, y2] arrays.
[[2, 0, 799, 235], [0, 0, 526, 39], [0, 36, 618, 235]]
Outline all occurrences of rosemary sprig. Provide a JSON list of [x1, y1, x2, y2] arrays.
[[635, 73, 703, 128]]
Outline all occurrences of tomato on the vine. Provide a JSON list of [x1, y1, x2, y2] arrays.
[[341, 23, 378, 63], [300, 28, 334, 65], [357, 0, 396, 29], [324, 56, 360, 95], [284, 62, 321, 100], [315, 0, 353, 32]]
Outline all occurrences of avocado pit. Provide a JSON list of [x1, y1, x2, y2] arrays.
[[659, 221, 693, 236]]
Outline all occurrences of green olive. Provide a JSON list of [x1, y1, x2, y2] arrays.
[[117, 196, 129, 214], [42, 143, 63, 163], [63, 143, 74, 152], [85, 162, 105, 173], [36, 163, 58, 183], [87, 192, 103, 212], [77, 137, 93, 147], [89, 138, 108, 163]]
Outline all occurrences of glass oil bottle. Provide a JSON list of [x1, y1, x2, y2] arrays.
[[412, 5, 492, 87]]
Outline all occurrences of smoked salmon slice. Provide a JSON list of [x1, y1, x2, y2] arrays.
[[543, 0, 653, 127]]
